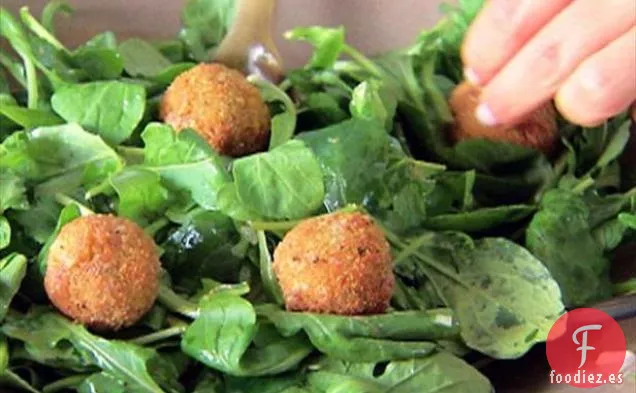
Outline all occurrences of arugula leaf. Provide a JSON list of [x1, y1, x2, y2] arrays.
[[619, 213, 636, 229], [301, 92, 350, 127], [20, 6, 68, 55], [225, 374, 308, 393], [374, 157, 446, 233], [0, 105, 64, 129], [0, 367, 41, 393], [146, 63, 196, 86], [18, 4, 83, 89], [259, 305, 458, 362], [526, 189, 613, 307], [423, 205, 535, 232], [37, 203, 81, 273], [257, 230, 284, 305], [0, 171, 29, 214], [284, 26, 346, 69], [161, 209, 243, 291], [0, 253, 27, 321], [109, 167, 172, 226], [394, 232, 564, 359], [248, 75, 297, 149], [392, 275, 445, 312], [0, 7, 40, 108], [154, 39, 186, 63], [449, 139, 539, 172], [614, 278, 636, 296], [119, 38, 173, 78], [72, 32, 124, 80], [2, 309, 177, 393], [297, 119, 390, 211], [350, 80, 398, 130], [592, 218, 628, 251], [308, 352, 492, 393], [231, 139, 324, 219], [585, 193, 629, 228], [2, 308, 94, 371], [10, 197, 63, 246], [567, 116, 629, 176], [411, 0, 484, 82], [78, 373, 126, 393], [0, 51, 27, 89], [141, 123, 231, 210], [0, 216, 9, 250], [0, 335, 7, 374], [181, 293, 314, 377], [179, 0, 236, 61], [285, 69, 353, 115], [0, 123, 123, 194], [51, 81, 146, 144], [384, 166, 472, 229], [41, 0, 73, 34], [593, 120, 631, 170]]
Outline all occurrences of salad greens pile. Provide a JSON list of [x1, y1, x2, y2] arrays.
[[0, 0, 634, 392]]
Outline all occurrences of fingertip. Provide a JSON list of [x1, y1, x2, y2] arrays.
[[554, 93, 606, 128], [464, 67, 482, 86], [475, 102, 497, 127]]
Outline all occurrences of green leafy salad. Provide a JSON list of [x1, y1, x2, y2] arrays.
[[1, 0, 635, 392]]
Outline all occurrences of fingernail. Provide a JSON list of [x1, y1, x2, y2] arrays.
[[464, 68, 481, 85], [475, 103, 497, 126]]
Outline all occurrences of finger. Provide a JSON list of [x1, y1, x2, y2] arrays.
[[555, 27, 636, 127], [475, 0, 636, 127], [461, 0, 573, 85]]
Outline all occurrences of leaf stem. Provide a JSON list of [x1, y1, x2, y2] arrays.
[[534, 150, 570, 203], [84, 181, 114, 200], [249, 219, 300, 232], [0, 52, 27, 88], [144, 217, 170, 237], [54, 193, 95, 216], [278, 78, 292, 91], [572, 176, 595, 194], [24, 59, 39, 109], [42, 374, 90, 393], [614, 279, 636, 296], [2, 370, 41, 393], [130, 325, 188, 346], [380, 224, 464, 285], [400, 239, 463, 284], [249, 204, 362, 232], [392, 232, 436, 266], [157, 284, 199, 319], [257, 230, 284, 305], [116, 146, 145, 165], [342, 44, 384, 79], [19, 7, 69, 54]]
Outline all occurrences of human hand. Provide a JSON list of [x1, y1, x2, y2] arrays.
[[461, 0, 636, 127]]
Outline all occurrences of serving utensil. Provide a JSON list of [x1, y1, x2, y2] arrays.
[[214, 0, 284, 84]]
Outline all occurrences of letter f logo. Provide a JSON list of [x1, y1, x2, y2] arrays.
[[572, 324, 602, 368]]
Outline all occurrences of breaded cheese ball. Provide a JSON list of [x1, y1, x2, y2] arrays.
[[449, 81, 559, 155], [44, 215, 160, 331], [273, 211, 394, 315], [159, 63, 270, 157]]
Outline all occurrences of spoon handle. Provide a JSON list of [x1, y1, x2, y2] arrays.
[[215, 0, 282, 74]]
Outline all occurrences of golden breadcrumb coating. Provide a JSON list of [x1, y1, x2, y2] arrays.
[[448, 81, 559, 155], [273, 211, 394, 315], [45, 215, 160, 331], [160, 63, 270, 157]]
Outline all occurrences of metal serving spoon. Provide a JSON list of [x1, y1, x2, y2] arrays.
[[214, 0, 284, 84]]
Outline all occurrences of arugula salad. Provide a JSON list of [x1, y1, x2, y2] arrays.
[[1, 0, 635, 392]]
